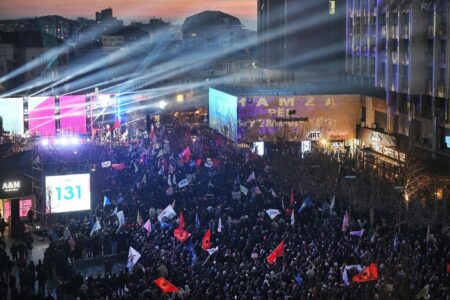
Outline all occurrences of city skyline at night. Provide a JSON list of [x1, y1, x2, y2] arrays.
[[0, 0, 257, 29]]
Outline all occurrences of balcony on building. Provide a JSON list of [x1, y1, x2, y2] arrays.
[[401, 25, 409, 39], [392, 51, 399, 64], [437, 82, 445, 98], [400, 78, 409, 94], [438, 25, 447, 39], [427, 25, 434, 39], [390, 25, 399, 39], [438, 53, 447, 67], [381, 25, 387, 38], [426, 80, 433, 96], [391, 77, 398, 91], [400, 52, 409, 65]]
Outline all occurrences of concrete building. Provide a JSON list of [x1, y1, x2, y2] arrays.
[[0, 31, 69, 92], [182, 11, 251, 51], [346, 0, 450, 161], [257, 0, 346, 76]]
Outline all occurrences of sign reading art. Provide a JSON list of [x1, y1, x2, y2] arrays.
[[237, 94, 361, 141]]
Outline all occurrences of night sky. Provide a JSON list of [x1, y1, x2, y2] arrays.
[[0, 0, 257, 29]]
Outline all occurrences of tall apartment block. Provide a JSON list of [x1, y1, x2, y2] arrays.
[[346, 0, 450, 160]]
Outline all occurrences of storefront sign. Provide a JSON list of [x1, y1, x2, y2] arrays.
[[358, 127, 405, 162], [2, 181, 20, 192], [0, 175, 32, 198]]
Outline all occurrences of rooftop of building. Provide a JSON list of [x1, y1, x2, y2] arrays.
[[213, 83, 386, 97], [0, 30, 64, 47], [182, 10, 242, 33]]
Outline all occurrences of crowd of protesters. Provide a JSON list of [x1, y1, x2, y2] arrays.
[[0, 114, 449, 300]]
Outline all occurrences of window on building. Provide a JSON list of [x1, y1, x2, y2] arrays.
[[329, 1, 335, 14]]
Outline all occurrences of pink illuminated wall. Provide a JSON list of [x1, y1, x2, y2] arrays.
[[28, 96, 56, 136], [2, 199, 32, 220], [59, 95, 87, 134]]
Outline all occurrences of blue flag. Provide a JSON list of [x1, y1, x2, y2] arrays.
[[186, 238, 197, 266], [103, 196, 112, 207], [393, 233, 399, 251], [159, 220, 173, 229], [195, 212, 201, 230], [295, 273, 303, 286], [298, 195, 313, 213]]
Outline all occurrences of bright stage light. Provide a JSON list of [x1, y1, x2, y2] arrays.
[[159, 100, 167, 110], [70, 137, 80, 145], [41, 139, 49, 146], [60, 137, 69, 146]]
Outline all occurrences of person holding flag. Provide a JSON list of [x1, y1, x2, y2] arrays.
[[202, 229, 211, 251], [267, 240, 285, 265]]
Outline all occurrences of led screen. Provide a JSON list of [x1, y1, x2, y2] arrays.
[[1, 199, 32, 221], [446, 136, 450, 148], [45, 173, 91, 214], [208, 88, 237, 141], [28, 96, 56, 136], [0, 98, 24, 134], [59, 95, 87, 134], [238, 94, 361, 141]]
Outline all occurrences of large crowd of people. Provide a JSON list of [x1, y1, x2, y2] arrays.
[[0, 115, 449, 300]]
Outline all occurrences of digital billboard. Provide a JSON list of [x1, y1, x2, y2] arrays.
[[45, 173, 91, 214], [208, 88, 238, 141], [28, 96, 56, 136], [237, 94, 361, 141], [0, 98, 24, 134], [59, 95, 87, 134]]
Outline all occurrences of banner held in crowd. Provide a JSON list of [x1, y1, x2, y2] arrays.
[[127, 246, 141, 270], [154, 277, 179, 293], [266, 209, 281, 219], [158, 205, 176, 222]]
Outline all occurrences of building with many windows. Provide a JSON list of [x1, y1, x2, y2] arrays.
[[258, 0, 345, 76], [346, 0, 450, 164]]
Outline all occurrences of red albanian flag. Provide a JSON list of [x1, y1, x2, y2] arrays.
[[173, 228, 191, 243], [353, 263, 379, 283], [154, 277, 179, 293], [202, 229, 211, 251], [267, 240, 285, 265], [111, 163, 126, 171], [178, 211, 185, 230]]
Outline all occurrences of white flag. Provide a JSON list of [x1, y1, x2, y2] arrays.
[[342, 267, 349, 286], [158, 205, 176, 222], [172, 174, 177, 185], [178, 179, 189, 188], [142, 174, 147, 185], [167, 175, 172, 186], [240, 185, 249, 195], [90, 219, 101, 236], [218, 217, 222, 233], [206, 246, 219, 255], [101, 161, 111, 168], [117, 211, 125, 228], [157, 149, 163, 158], [266, 209, 281, 219], [270, 188, 277, 198], [330, 195, 335, 212], [127, 246, 141, 270], [291, 210, 295, 226], [246, 171, 256, 182]]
